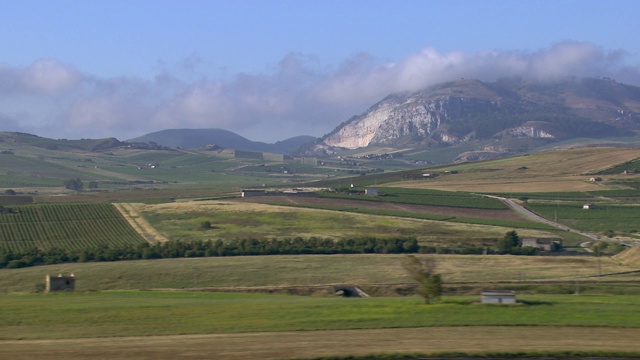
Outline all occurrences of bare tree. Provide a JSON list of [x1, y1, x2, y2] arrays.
[[402, 255, 443, 304]]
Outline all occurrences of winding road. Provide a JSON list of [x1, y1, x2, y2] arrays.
[[484, 195, 601, 251]]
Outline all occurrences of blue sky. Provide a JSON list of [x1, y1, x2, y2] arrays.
[[1, 0, 639, 142]]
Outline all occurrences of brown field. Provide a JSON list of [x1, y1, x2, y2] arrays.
[[113, 203, 170, 244], [231, 195, 526, 221], [1, 326, 639, 360]]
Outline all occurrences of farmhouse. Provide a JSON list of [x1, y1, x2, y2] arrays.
[[521, 237, 563, 251], [241, 189, 266, 197], [45, 274, 75, 293], [481, 290, 516, 304]]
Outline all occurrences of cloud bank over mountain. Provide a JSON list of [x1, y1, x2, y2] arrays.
[[1, 41, 639, 142]]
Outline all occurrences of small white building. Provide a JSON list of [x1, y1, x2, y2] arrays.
[[365, 188, 379, 196], [481, 290, 516, 304], [583, 203, 595, 210]]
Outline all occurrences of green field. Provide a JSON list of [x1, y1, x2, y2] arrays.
[[0, 203, 146, 252], [321, 187, 508, 209], [525, 202, 640, 233], [1, 291, 639, 340]]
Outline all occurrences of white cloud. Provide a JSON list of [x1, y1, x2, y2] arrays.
[[1, 41, 639, 142], [0, 59, 81, 94]]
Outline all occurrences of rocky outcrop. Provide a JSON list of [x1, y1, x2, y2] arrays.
[[319, 77, 640, 151]]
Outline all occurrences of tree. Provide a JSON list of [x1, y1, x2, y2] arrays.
[[497, 230, 520, 254], [402, 255, 443, 304], [63, 178, 83, 191]]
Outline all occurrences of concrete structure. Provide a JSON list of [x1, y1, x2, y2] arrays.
[[583, 203, 595, 210], [481, 290, 516, 304], [241, 189, 266, 197], [365, 188, 379, 196], [333, 285, 370, 298], [521, 238, 563, 251], [45, 274, 75, 293]]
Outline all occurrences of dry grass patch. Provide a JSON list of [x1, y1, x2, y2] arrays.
[[133, 200, 559, 243], [1, 327, 640, 360], [0, 254, 636, 292]]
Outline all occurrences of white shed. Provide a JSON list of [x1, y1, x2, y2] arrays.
[[365, 188, 379, 196], [481, 290, 516, 304]]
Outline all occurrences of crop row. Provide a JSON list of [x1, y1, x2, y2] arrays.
[[0, 203, 146, 252]]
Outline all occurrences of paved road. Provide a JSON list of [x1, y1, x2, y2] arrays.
[[484, 195, 601, 243]]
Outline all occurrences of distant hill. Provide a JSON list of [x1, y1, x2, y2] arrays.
[[0, 132, 124, 152], [128, 129, 316, 154], [315, 77, 640, 159]]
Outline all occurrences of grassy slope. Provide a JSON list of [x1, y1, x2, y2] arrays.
[[385, 147, 640, 193], [0, 254, 636, 293], [135, 200, 560, 244]]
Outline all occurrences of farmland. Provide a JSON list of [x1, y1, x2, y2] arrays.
[[3, 253, 639, 292], [1, 290, 640, 359], [134, 199, 562, 246], [1, 144, 640, 359], [0, 203, 146, 252]]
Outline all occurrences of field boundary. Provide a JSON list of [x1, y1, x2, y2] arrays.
[[113, 203, 169, 244]]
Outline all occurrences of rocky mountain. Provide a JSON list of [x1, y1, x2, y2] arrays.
[[128, 129, 316, 154], [318, 77, 640, 152]]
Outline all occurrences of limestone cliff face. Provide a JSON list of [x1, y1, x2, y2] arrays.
[[322, 80, 509, 149], [319, 77, 640, 150]]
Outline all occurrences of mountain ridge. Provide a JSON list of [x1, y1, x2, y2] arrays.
[[318, 77, 640, 154]]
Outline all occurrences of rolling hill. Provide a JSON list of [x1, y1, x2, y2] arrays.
[[128, 128, 316, 154]]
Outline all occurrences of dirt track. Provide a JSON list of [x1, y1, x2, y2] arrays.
[[231, 195, 527, 222]]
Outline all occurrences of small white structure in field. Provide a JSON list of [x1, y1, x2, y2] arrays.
[[481, 290, 516, 304], [365, 188, 379, 196], [583, 204, 595, 210]]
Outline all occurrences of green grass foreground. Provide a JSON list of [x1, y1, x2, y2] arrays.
[[1, 291, 640, 340]]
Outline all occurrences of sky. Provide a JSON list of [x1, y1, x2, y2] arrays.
[[1, 0, 640, 143]]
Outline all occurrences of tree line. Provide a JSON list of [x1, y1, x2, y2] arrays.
[[0, 231, 547, 270], [0, 236, 420, 269]]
